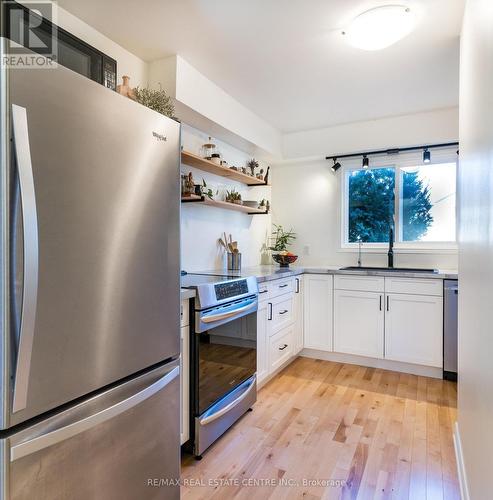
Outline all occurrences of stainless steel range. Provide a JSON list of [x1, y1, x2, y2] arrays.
[[181, 273, 258, 458]]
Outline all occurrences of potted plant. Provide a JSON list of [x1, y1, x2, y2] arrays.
[[200, 179, 216, 200], [269, 224, 298, 267], [225, 188, 243, 205]]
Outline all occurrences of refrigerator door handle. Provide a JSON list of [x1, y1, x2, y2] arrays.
[[10, 365, 179, 462], [11, 104, 39, 413]]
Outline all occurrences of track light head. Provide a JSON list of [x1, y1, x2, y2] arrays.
[[331, 159, 342, 172], [423, 149, 431, 163], [362, 155, 369, 169]]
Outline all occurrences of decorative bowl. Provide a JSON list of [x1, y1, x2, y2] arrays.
[[272, 254, 298, 267]]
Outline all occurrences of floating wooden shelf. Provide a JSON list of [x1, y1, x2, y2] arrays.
[[181, 196, 269, 215], [181, 151, 267, 186]]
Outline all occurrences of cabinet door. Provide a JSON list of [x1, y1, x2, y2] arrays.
[[256, 300, 270, 384], [385, 293, 443, 367], [303, 275, 333, 351], [180, 326, 189, 445], [334, 290, 384, 358], [293, 276, 304, 354]]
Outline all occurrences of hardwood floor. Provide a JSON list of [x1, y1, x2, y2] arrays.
[[181, 357, 459, 500]]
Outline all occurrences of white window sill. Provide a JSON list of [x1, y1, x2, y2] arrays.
[[339, 245, 458, 255]]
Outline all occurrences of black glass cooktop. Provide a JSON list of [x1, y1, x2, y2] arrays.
[[181, 273, 240, 288]]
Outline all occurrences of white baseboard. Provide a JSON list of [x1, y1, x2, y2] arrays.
[[300, 349, 443, 379], [453, 421, 470, 500]]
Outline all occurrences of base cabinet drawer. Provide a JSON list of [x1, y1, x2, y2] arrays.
[[269, 326, 294, 373], [335, 275, 384, 293], [385, 277, 443, 296], [269, 293, 294, 334], [270, 277, 295, 299]]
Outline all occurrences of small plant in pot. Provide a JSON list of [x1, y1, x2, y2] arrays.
[[269, 224, 297, 267], [198, 179, 216, 200], [225, 188, 242, 205]]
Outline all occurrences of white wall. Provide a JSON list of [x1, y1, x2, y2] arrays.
[[456, 1, 493, 499], [271, 158, 458, 269], [283, 107, 459, 160], [181, 124, 272, 272], [148, 55, 282, 158]]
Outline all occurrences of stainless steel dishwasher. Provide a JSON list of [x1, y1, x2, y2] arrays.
[[443, 280, 458, 381]]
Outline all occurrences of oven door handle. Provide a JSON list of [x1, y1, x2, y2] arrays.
[[200, 300, 257, 324], [199, 376, 256, 426]]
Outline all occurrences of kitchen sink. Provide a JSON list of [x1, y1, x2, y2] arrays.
[[340, 266, 438, 274]]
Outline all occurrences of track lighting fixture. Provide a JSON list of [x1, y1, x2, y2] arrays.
[[326, 142, 459, 167], [423, 149, 431, 163]]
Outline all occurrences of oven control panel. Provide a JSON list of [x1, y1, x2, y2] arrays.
[[214, 279, 249, 301]]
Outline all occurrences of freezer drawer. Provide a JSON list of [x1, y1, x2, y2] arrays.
[[1, 361, 180, 500]]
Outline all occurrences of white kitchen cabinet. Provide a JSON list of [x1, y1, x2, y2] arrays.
[[384, 293, 443, 367], [257, 299, 270, 384], [269, 292, 295, 335], [293, 276, 304, 354], [180, 324, 190, 445], [334, 289, 384, 358], [269, 325, 294, 372], [303, 274, 333, 351]]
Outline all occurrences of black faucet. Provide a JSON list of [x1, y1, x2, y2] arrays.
[[388, 226, 394, 268]]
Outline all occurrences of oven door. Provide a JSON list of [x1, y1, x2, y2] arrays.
[[195, 303, 257, 416]]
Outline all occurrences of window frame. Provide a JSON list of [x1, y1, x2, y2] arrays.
[[340, 149, 458, 253]]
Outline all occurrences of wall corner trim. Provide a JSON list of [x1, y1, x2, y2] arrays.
[[453, 421, 471, 500]]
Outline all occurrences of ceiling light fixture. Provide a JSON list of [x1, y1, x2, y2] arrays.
[[342, 5, 415, 51], [423, 148, 431, 163], [362, 155, 369, 169], [332, 159, 341, 172]]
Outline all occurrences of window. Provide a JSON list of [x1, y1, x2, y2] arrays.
[[343, 152, 457, 248], [400, 163, 456, 242], [348, 167, 395, 243]]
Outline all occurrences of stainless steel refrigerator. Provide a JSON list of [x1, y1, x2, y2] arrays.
[[0, 40, 181, 499]]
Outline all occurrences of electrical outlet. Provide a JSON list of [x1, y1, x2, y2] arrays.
[[303, 245, 310, 256]]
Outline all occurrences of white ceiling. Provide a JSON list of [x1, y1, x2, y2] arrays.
[[58, 0, 464, 133]]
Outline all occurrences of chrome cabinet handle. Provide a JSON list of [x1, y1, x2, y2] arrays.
[[259, 290, 268, 294], [279, 344, 288, 351], [10, 366, 179, 461], [379, 295, 382, 311], [268, 303, 273, 321], [279, 310, 288, 315], [11, 104, 39, 413], [295, 278, 300, 293], [279, 284, 288, 288], [387, 296, 390, 312]]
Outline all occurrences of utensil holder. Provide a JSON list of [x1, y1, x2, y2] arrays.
[[227, 252, 242, 271]]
